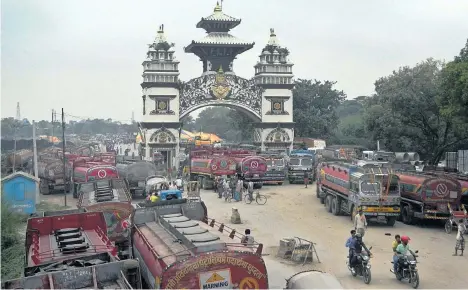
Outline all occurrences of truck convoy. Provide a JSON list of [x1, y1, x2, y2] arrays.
[[259, 152, 286, 185], [288, 149, 316, 184], [317, 161, 401, 226], [132, 199, 269, 289]]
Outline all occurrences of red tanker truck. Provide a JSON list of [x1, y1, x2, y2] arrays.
[[190, 156, 237, 189], [317, 162, 401, 226], [71, 161, 120, 198], [396, 172, 463, 224], [132, 200, 269, 289]]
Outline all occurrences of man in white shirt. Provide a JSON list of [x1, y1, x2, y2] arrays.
[[175, 177, 183, 189], [454, 219, 466, 256], [354, 208, 368, 237]]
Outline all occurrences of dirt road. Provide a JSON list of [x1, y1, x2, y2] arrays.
[[40, 183, 467, 288], [200, 184, 468, 289]]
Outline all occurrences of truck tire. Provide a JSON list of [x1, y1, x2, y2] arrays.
[[326, 195, 333, 213], [386, 217, 397, 226], [316, 185, 320, 198], [72, 183, 78, 198], [332, 196, 341, 216], [401, 206, 413, 225], [278, 182, 283, 186], [320, 196, 325, 204]]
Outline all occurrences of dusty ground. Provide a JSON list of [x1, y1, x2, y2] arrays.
[[41, 183, 468, 289]]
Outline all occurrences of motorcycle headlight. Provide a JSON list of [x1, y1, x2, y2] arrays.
[[362, 256, 369, 261]]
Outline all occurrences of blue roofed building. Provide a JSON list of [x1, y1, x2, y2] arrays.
[[1, 171, 39, 214]]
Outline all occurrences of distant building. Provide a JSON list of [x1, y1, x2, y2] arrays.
[[1, 172, 39, 214]]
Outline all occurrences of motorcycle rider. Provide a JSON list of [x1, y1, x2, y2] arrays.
[[346, 230, 356, 266], [392, 235, 410, 273], [349, 232, 371, 273]]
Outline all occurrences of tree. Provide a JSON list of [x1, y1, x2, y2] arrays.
[[293, 79, 347, 138], [364, 58, 468, 164], [227, 110, 255, 142], [191, 107, 243, 141], [439, 39, 468, 124]]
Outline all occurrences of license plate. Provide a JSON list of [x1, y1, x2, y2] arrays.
[[138, 181, 146, 187]]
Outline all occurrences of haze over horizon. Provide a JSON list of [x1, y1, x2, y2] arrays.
[[2, 0, 468, 122]]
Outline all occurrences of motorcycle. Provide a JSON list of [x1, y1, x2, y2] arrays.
[[347, 247, 372, 284], [393, 250, 419, 289]]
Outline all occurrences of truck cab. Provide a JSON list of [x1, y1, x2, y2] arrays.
[[288, 150, 316, 184]]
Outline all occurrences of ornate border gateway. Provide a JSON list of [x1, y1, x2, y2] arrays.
[[138, 4, 296, 169]]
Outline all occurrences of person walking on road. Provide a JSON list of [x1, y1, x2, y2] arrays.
[[354, 209, 367, 237], [453, 219, 466, 256], [303, 171, 309, 188]]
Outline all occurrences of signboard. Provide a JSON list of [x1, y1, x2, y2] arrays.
[[199, 269, 232, 289], [162, 252, 268, 289]]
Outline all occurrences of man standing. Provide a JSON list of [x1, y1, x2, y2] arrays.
[[354, 208, 367, 237], [454, 219, 466, 256], [304, 171, 309, 188]]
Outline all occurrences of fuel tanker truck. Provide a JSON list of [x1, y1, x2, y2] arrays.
[[5, 149, 33, 173], [71, 159, 120, 198], [189, 156, 237, 189], [116, 161, 158, 197], [396, 172, 462, 224], [38, 158, 71, 194], [316, 161, 401, 226]]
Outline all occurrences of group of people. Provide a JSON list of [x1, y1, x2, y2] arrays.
[[214, 175, 255, 202], [146, 176, 184, 203]]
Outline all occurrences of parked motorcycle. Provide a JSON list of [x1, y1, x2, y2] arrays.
[[347, 247, 372, 284], [393, 250, 419, 289]]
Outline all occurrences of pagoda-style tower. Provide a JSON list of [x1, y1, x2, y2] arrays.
[[253, 29, 295, 151], [185, 2, 254, 74], [140, 25, 181, 168]]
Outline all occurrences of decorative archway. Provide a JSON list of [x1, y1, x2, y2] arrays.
[[138, 5, 296, 169], [179, 70, 263, 121]]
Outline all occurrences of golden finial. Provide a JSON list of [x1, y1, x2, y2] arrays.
[[214, 1, 222, 12], [270, 28, 275, 36], [218, 65, 224, 73]]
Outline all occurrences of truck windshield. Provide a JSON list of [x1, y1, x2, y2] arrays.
[[360, 182, 381, 194], [266, 160, 273, 166], [289, 159, 300, 165], [302, 159, 313, 166]]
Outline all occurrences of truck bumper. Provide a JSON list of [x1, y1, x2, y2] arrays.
[[362, 206, 400, 217], [415, 212, 450, 220]]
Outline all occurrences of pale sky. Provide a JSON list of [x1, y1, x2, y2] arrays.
[[2, 0, 468, 123]]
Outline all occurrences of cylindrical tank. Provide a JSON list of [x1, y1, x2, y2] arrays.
[[117, 161, 158, 184], [7, 149, 33, 167], [38, 158, 70, 181], [407, 152, 420, 161], [395, 152, 410, 162]]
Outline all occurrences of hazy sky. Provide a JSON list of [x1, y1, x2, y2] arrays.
[[2, 0, 468, 123]]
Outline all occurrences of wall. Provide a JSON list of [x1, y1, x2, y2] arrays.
[[2, 175, 37, 214]]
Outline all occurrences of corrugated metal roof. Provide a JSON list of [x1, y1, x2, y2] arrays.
[[193, 32, 253, 45]]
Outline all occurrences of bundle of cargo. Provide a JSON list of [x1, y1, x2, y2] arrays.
[[37, 158, 71, 194]]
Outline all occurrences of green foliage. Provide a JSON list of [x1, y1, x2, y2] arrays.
[[189, 107, 246, 141], [293, 79, 347, 138], [1, 200, 26, 280], [1, 117, 138, 138], [439, 39, 468, 123]]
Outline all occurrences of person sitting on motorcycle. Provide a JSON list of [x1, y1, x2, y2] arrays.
[[350, 233, 371, 270], [346, 230, 356, 266], [393, 235, 410, 273]]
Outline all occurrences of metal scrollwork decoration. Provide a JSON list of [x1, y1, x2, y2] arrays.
[[265, 128, 290, 143], [179, 66, 264, 119], [149, 128, 176, 144]]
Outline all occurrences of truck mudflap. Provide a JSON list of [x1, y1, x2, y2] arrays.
[[161, 251, 269, 289]]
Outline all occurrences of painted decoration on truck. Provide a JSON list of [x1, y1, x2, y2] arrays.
[[85, 202, 133, 241], [162, 251, 268, 289], [423, 178, 461, 203]]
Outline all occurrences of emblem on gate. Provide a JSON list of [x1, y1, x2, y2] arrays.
[[211, 66, 231, 100]]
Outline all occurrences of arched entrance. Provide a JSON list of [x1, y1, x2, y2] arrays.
[[138, 4, 295, 171]]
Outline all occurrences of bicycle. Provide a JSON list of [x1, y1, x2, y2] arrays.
[[243, 190, 267, 205]]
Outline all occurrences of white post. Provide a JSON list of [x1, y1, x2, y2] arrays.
[[33, 121, 40, 204], [377, 140, 380, 151]]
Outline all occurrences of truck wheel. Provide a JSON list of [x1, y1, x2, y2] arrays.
[[332, 196, 341, 216], [316, 185, 320, 198], [288, 179, 293, 184], [386, 217, 397, 226], [72, 183, 78, 198], [326, 195, 333, 213], [320, 196, 325, 204], [278, 182, 283, 186], [402, 206, 413, 225]]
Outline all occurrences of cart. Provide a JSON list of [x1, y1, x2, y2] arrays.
[[445, 204, 468, 234]]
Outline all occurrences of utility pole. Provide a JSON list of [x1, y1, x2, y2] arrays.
[[61, 108, 67, 207], [33, 121, 39, 204], [51, 109, 55, 144]]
